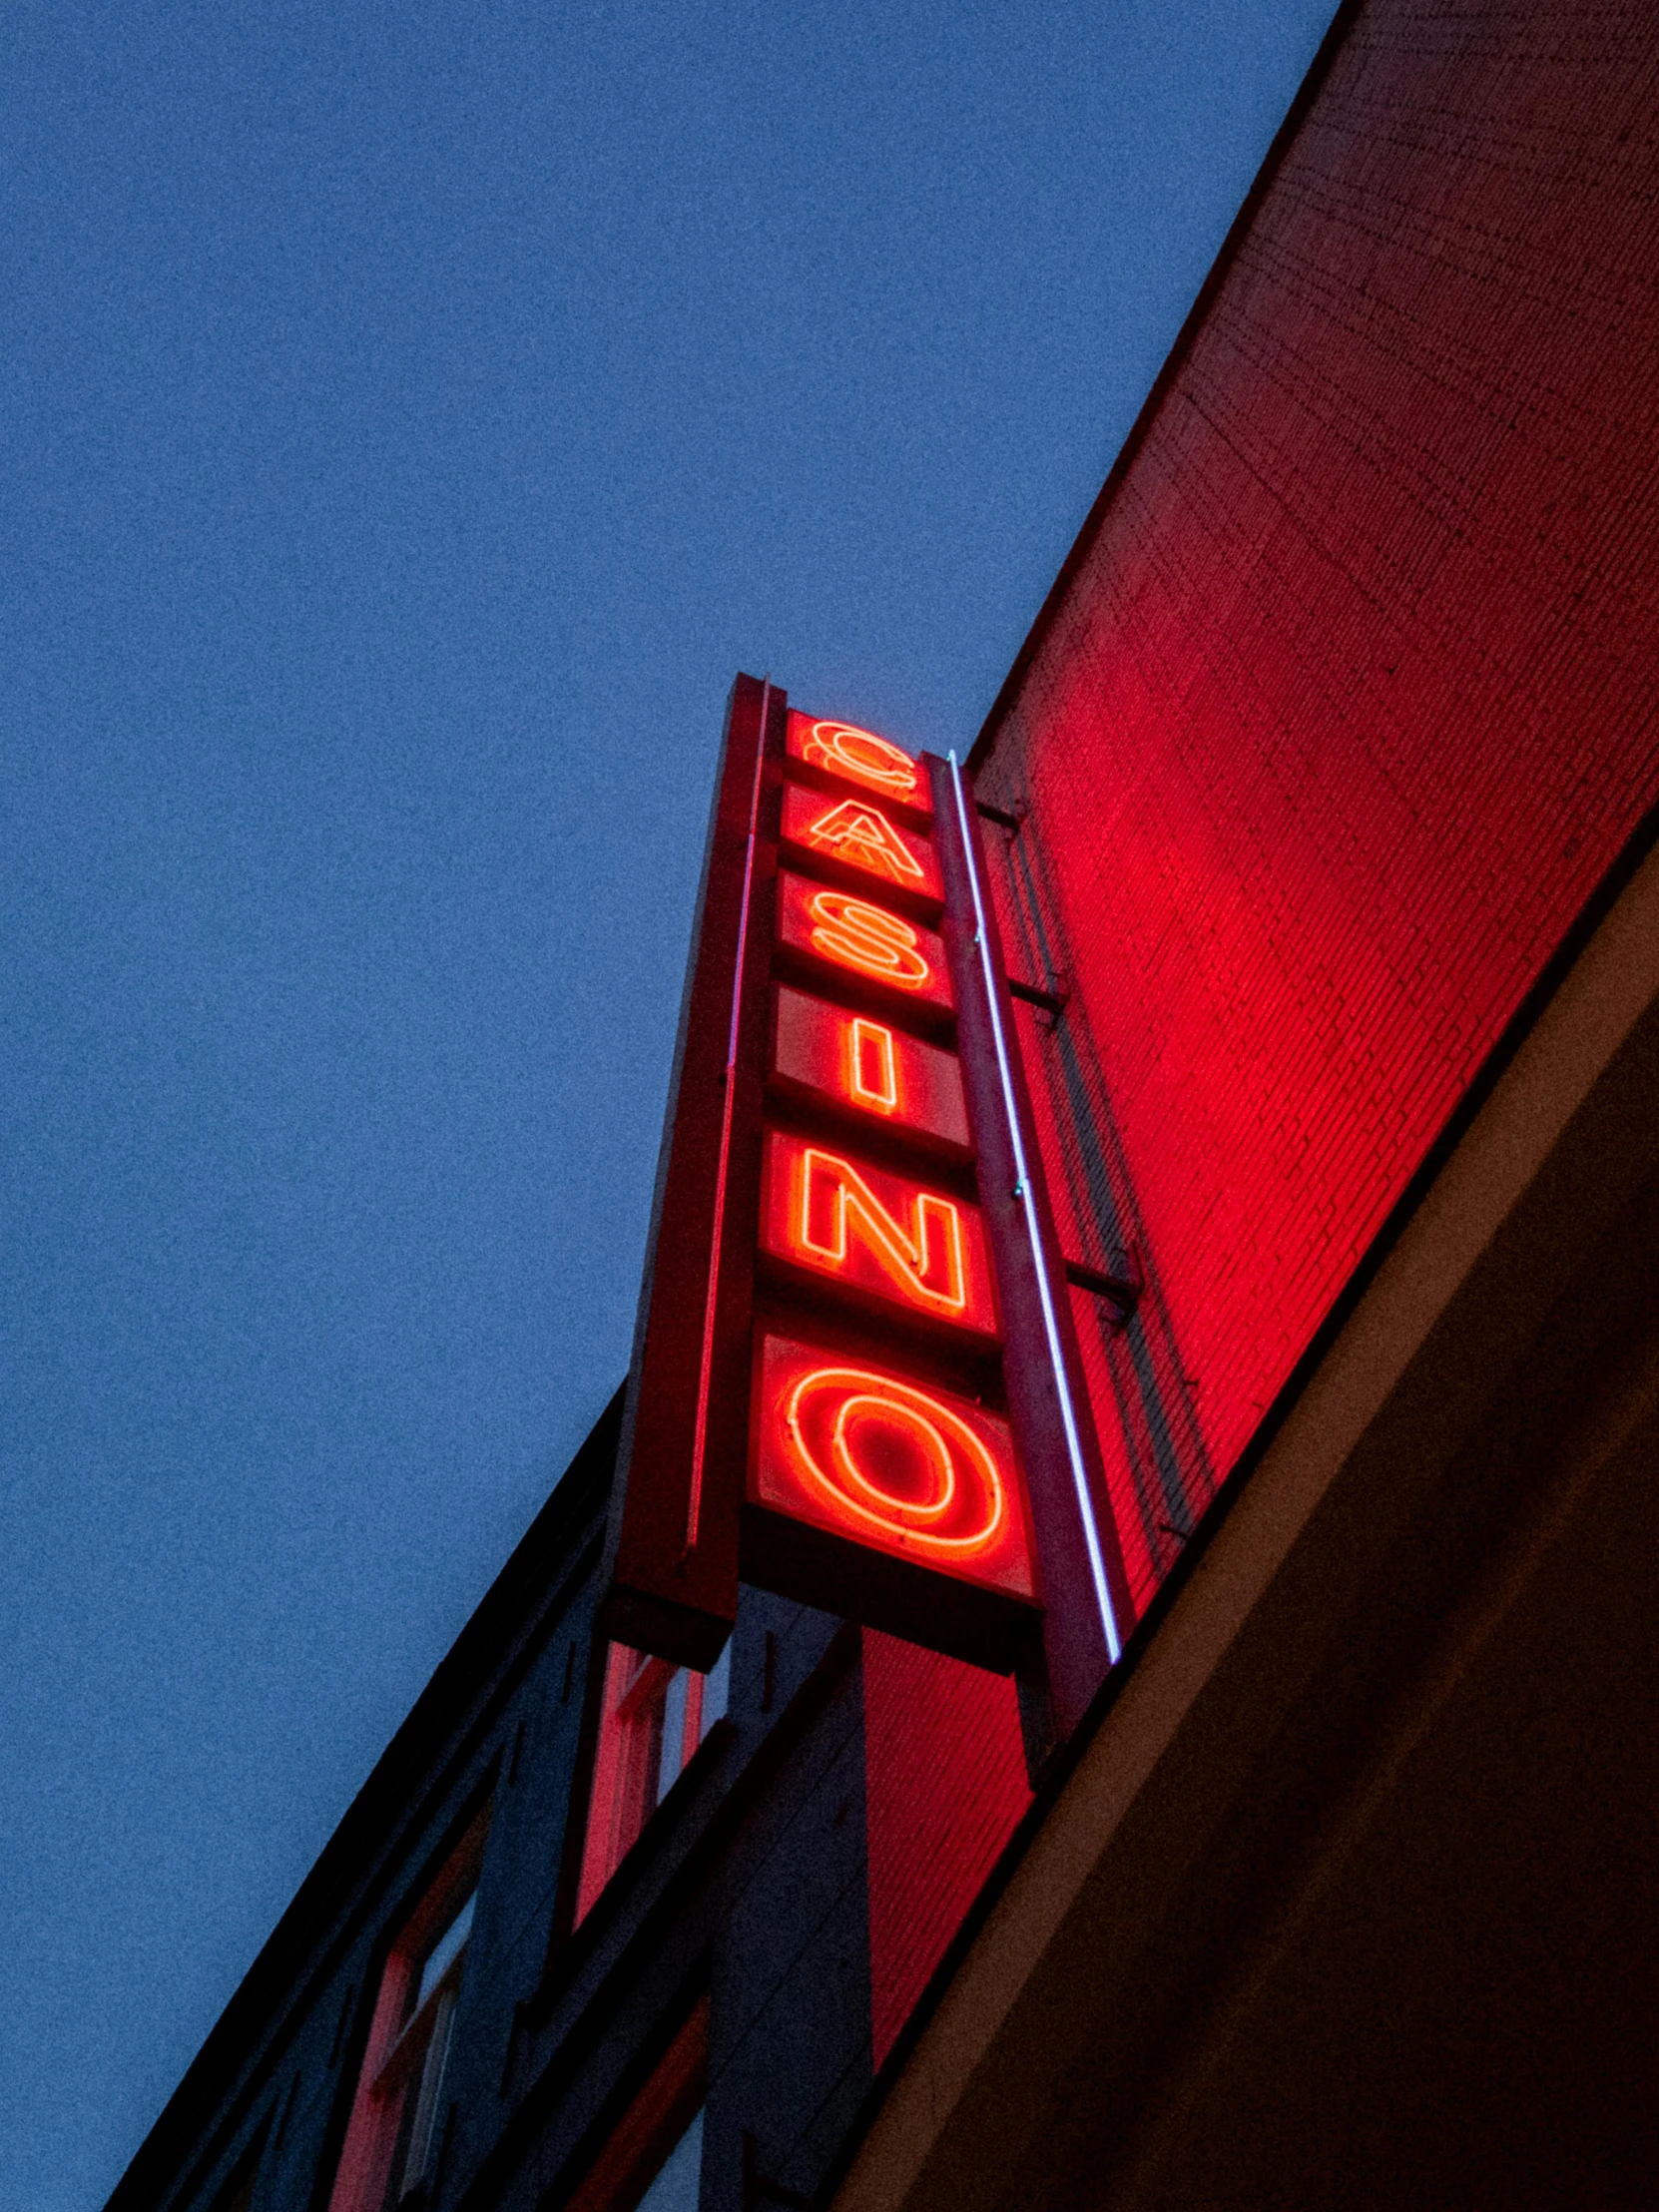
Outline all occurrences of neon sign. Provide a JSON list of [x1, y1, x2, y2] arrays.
[[788, 1369, 1004, 1553], [608, 681, 1127, 1700], [787, 712, 929, 811], [806, 798, 925, 883], [849, 1018, 897, 1112], [762, 1131, 998, 1337], [775, 873, 954, 1012], [811, 891, 929, 984], [799, 1145, 965, 1311], [770, 984, 972, 1154], [781, 785, 942, 900], [751, 1334, 1035, 1599]]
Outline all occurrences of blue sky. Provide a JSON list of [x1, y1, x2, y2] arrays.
[[1, 3, 1334, 2202]]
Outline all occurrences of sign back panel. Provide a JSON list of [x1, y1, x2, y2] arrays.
[[597, 674, 782, 1669]]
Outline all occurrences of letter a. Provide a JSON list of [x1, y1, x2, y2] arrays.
[[805, 800, 925, 886]]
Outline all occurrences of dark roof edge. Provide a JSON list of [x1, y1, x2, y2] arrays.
[[817, 776, 1659, 2208], [966, 0, 1364, 776], [107, 1382, 625, 2212]]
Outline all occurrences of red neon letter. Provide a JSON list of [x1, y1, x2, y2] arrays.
[[804, 721, 920, 800], [797, 1146, 966, 1316], [783, 1366, 1005, 1556], [809, 892, 930, 988], [848, 1018, 897, 1112], [804, 799, 925, 886]]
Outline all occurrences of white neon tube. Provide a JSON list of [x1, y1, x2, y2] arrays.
[[948, 753, 1122, 1664]]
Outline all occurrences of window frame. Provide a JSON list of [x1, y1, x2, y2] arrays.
[[325, 1803, 490, 2212], [563, 1996, 708, 2212], [570, 1637, 731, 1929]]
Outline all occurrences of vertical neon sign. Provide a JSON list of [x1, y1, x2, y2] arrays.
[[602, 676, 1128, 1727], [598, 675, 779, 1671]]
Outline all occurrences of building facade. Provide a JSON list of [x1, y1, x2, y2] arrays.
[[110, 1, 1659, 2207]]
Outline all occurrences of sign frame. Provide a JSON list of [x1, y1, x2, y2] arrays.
[[599, 677, 1136, 1753], [597, 675, 783, 1668]]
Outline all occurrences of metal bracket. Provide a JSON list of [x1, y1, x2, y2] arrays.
[[1007, 974, 1069, 1020], [976, 799, 1026, 834], [1063, 1247, 1143, 1325]]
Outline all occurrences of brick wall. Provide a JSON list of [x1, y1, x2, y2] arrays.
[[982, 0, 1659, 1605], [866, 0, 1659, 2059], [860, 1633, 1027, 2068]]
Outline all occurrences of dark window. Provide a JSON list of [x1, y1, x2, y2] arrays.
[[575, 1643, 728, 1923], [635, 2108, 703, 2212], [216, 2152, 261, 2212], [565, 2000, 707, 2212], [326, 1807, 489, 2212]]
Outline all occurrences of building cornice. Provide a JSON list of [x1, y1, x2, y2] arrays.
[[831, 828, 1659, 2212]]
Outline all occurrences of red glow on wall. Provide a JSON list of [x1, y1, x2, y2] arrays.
[[860, 0, 1659, 2086], [761, 1130, 998, 1337], [776, 872, 954, 1011], [861, 1631, 1029, 2069], [771, 984, 971, 1152], [967, 0, 1659, 1609], [753, 1335, 1034, 1597], [782, 784, 942, 901], [787, 711, 930, 814]]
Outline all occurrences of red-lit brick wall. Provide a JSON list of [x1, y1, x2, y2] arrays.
[[861, 1632, 1028, 2068], [979, 0, 1659, 1599], [866, 0, 1659, 2059]]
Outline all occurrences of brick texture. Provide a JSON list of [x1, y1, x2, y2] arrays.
[[865, 0, 1659, 2060], [860, 1633, 1027, 2068], [983, 0, 1659, 1604]]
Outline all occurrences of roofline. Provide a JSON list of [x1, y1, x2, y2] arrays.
[[966, 0, 1364, 776], [820, 764, 1659, 2206], [107, 1383, 625, 2212]]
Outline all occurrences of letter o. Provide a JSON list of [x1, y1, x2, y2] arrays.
[[784, 1367, 1005, 1556]]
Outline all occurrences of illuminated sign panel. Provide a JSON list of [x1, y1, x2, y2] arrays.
[[761, 1130, 998, 1339], [776, 871, 953, 1013], [780, 784, 942, 903], [751, 1332, 1036, 1598], [786, 712, 932, 818], [605, 680, 1131, 1721], [771, 985, 971, 1155]]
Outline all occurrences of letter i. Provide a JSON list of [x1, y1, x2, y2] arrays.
[[849, 1019, 897, 1111]]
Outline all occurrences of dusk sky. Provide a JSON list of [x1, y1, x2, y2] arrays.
[[2, 3, 1335, 2203]]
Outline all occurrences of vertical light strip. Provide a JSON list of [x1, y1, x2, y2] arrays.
[[948, 753, 1122, 1663], [685, 682, 771, 1554]]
